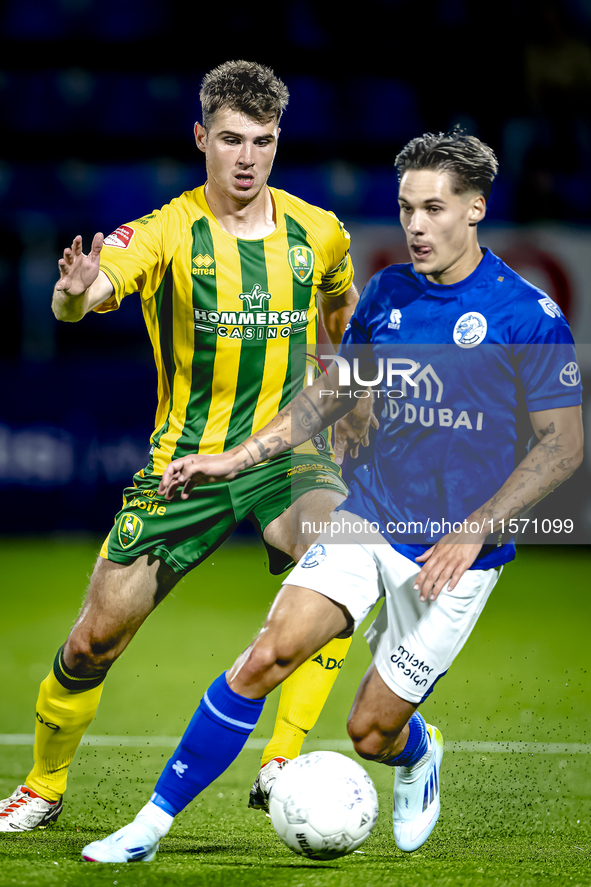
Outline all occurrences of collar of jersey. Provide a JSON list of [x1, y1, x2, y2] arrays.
[[195, 184, 286, 241], [412, 247, 493, 299]]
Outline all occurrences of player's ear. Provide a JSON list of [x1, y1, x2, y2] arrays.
[[468, 194, 486, 227], [194, 122, 207, 154]]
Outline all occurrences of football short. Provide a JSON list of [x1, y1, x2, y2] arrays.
[[100, 453, 348, 576], [283, 511, 502, 704]]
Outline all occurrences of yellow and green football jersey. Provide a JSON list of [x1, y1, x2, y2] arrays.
[[97, 185, 354, 475]]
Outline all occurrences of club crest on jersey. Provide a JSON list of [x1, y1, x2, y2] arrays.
[[118, 513, 144, 549], [453, 312, 487, 348], [288, 246, 314, 284], [301, 543, 327, 568]]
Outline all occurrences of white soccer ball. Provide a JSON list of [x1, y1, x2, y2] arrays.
[[268, 751, 379, 860]]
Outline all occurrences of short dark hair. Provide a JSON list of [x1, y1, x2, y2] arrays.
[[395, 128, 499, 200], [199, 60, 289, 131]]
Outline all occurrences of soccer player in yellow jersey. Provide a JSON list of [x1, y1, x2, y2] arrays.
[[0, 61, 376, 833]]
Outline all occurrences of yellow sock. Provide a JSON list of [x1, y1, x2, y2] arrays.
[[261, 636, 352, 765], [26, 650, 104, 801]]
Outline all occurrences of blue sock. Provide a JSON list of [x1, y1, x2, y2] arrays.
[[387, 711, 429, 767], [150, 672, 265, 815]]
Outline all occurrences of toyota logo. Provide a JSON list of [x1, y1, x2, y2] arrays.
[[559, 362, 581, 387]]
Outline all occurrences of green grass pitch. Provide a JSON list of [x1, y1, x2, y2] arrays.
[[0, 537, 590, 887]]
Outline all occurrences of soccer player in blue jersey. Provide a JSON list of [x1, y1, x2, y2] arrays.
[[82, 130, 583, 862]]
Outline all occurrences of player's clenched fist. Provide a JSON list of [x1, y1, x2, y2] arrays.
[[56, 232, 104, 295]]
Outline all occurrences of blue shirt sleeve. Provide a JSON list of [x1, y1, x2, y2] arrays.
[[340, 282, 372, 348], [512, 294, 582, 411], [338, 277, 380, 390]]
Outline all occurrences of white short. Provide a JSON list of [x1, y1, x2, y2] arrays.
[[283, 511, 502, 704]]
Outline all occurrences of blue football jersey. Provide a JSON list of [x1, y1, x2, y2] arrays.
[[337, 248, 582, 569]]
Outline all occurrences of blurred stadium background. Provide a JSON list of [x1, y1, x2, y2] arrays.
[[1, 0, 590, 539]]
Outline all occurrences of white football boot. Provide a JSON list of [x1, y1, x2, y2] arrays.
[[0, 786, 63, 832], [82, 816, 161, 862], [393, 723, 444, 852], [248, 757, 290, 813]]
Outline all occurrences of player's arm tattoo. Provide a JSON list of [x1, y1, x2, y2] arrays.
[[556, 457, 575, 471], [243, 435, 288, 463], [297, 391, 325, 434], [469, 411, 582, 535], [237, 443, 257, 469], [233, 374, 351, 469], [535, 421, 555, 439], [242, 397, 325, 463]]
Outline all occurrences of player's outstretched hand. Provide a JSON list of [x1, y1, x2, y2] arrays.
[[414, 529, 485, 601], [158, 451, 244, 500], [55, 233, 104, 295], [334, 396, 379, 465]]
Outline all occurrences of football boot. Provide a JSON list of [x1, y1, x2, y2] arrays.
[[82, 817, 160, 863], [0, 786, 63, 832], [248, 757, 290, 813], [393, 723, 444, 852]]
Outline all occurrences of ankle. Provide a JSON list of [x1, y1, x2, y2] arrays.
[[386, 712, 429, 768], [136, 800, 174, 838]]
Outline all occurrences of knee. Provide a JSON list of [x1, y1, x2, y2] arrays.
[[63, 631, 122, 676], [347, 712, 404, 763], [346, 718, 383, 761], [229, 634, 305, 697], [242, 637, 302, 681]]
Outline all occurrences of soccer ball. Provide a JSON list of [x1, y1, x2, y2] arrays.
[[268, 751, 379, 860]]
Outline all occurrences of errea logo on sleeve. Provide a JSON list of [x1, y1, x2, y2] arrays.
[[388, 309, 402, 330], [538, 297, 562, 319]]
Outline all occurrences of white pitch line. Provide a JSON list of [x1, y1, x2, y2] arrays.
[[0, 735, 590, 753]]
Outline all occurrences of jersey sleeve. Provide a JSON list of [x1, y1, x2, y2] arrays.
[[512, 295, 583, 411], [95, 211, 165, 313], [515, 329, 583, 412], [340, 267, 388, 349], [317, 213, 354, 297], [338, 275, 379, 382]]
